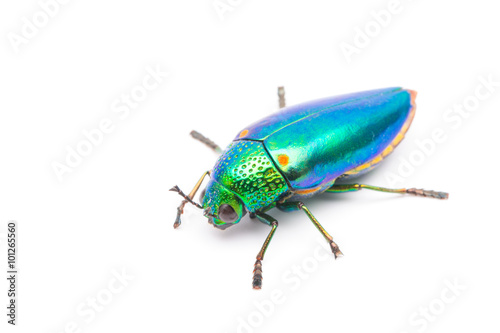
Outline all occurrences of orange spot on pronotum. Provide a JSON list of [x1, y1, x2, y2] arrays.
[[239, 129, 249, 138], [277, 154, 289, 166]]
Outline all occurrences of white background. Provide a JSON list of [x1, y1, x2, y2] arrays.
[[1, 1, 499, 332]]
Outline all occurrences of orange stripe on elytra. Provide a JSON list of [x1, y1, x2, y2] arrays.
[[295, 187, 321, 195]]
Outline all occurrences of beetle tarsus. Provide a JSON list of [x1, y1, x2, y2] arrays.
[[278, 86, 286, 108], [329, 240, 343, 259], [406, 188, 449, 200], [173, 206, 183, 228], [252, 259, 263, 289], [169, 185, 183, 195], [173, 200, 188, 228], [190, 130, 222, 154]]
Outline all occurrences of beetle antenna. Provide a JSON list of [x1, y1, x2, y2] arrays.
[[170, 186, 203, 209], [170, 185, 203, 229], [170, 172, 211, 228]]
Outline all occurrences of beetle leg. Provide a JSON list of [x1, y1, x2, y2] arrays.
[[278, 86, 286, 108], [190, 130, 222, 154], [326, 183, 449, 200], [170, 171, 210, 228], [277, 201, 343, 259], [252, 212, 279, 290]]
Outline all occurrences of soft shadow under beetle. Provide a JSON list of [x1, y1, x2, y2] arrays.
[[171, 87, 448, 289]]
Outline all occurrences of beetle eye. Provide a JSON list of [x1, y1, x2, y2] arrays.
[[218, 204, 238, 223]]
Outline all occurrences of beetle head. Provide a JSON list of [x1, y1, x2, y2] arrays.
[[202, 178, 246, 229]]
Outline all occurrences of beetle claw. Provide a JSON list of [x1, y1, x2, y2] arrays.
[[330, 241, 343, 259], [169, 185, 180, 193]]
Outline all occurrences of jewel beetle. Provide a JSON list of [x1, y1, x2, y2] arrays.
[[171, 87, 448, 289]]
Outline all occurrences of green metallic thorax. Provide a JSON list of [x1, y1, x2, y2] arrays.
[[211, 140, 289, 212]]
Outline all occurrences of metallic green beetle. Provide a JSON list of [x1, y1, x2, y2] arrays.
[[171, 87, 448, 289]]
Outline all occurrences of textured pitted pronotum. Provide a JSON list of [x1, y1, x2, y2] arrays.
[[171, 86, 448, 289]]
